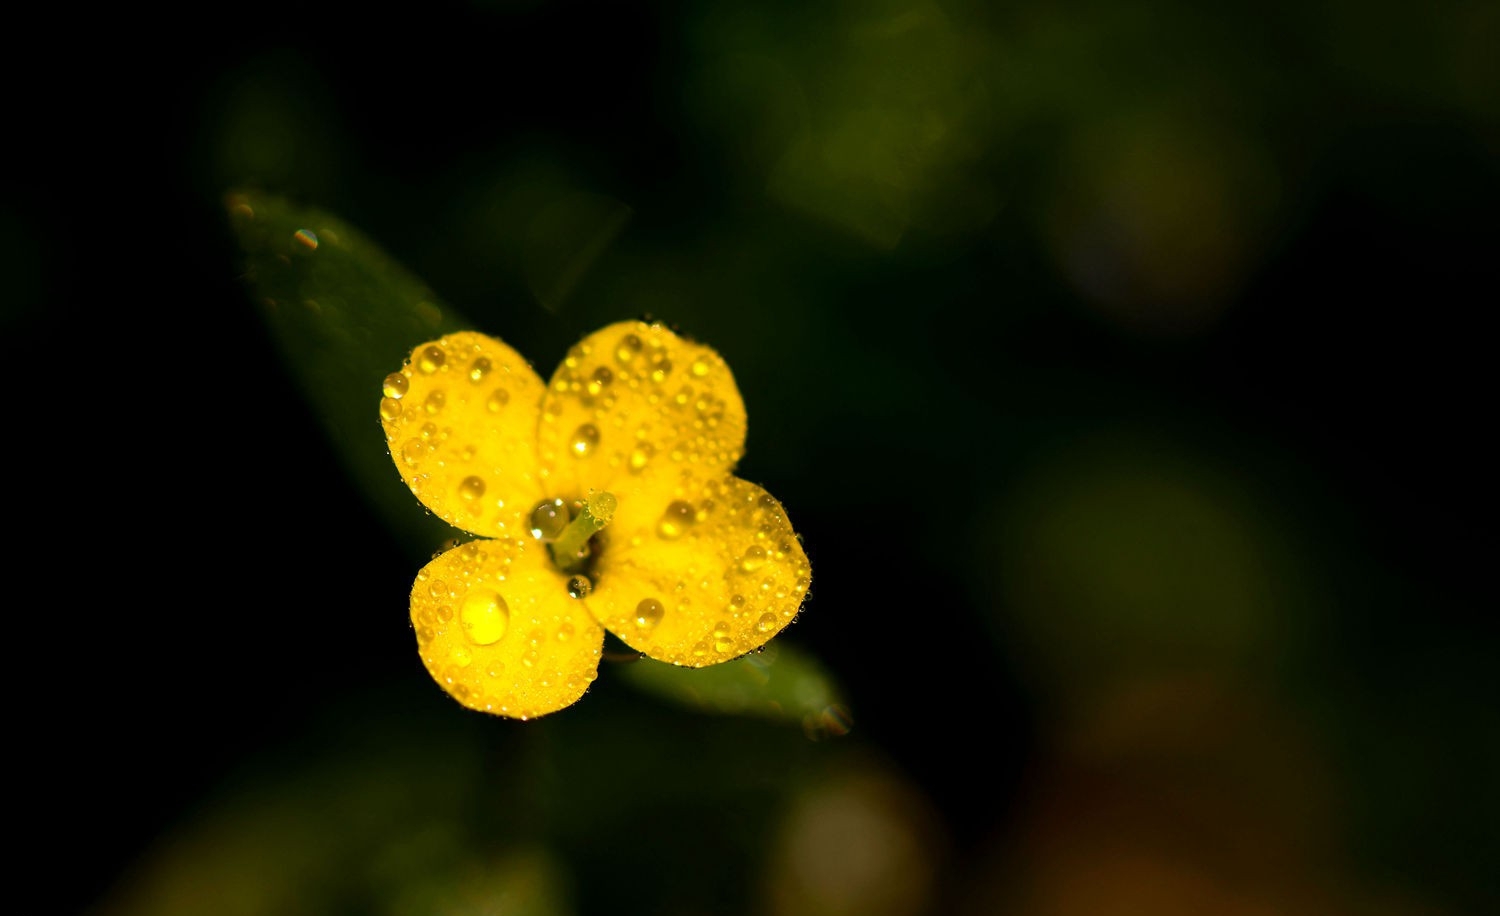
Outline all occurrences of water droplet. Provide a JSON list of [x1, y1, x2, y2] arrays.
[[629, 443, 654, 472], [691, 358, 709, 378], [657, 500, 695, 540], [382, 372, 409, 399], [415, 625, 434, 644], [567, 575, 593, 599], [458, 475, 485, 501], [418, 345, 446, 374], [570, 423, 600, 458], [459, 588, 509, 645], [379, 397, 402, 421], [487, 388, 510, 412], [616, 333, 642, 363], [530, 499, 569, 539], [451, 645, 473, 667], [401, 438, 425, 465], [423, 390, 446, 415], [587, 366, 614, 395], [740, 545, 768, 573], [486, 660, 506, 678], [557, 621, 576, 640], [756, 611, 777, 633], [468, 356, 492, 382], [635, 597, 664, 629], [713, 622, 735, 653], [650, 358, 672, 383]]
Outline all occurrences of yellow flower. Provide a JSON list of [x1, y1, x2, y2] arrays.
[[379, 320, 812, 720]]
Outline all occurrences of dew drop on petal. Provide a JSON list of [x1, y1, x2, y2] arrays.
[[379, 397, 403, 421], [424, 390, 446, 415], [401, 439, 425, 465], [468, 356, 492, 382], [487, 388, 510, 412], [740, 544, 768, 573], [570, 423, 600, 458], [635, 597, 664, 629], [629, 443, 654, 472], [530, 499, 569, 539], [459, 588, 509, 645], [657, 500, 695, 540], [691, 358, 709, 378], [587, 366, 613, 396], [567, 574, 593, 599], [382, 372, 409, 399], [451, 645, 473, 667], [418, 345, 446, 374], [756, 611, 778, 633], [458, 475, 485, 501], [616, 333, 642, 363], [486, 660, 506, 678]]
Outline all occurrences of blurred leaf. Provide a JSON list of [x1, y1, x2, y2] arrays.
[[225, 189, 469, 548], [615, 642, 852, 736]]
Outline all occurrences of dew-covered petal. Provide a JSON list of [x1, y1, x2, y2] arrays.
[[381, 332, 548, 538], [411, 536, 605, 719], [535, 321, 747, 514], [586, 476, 811, 666]]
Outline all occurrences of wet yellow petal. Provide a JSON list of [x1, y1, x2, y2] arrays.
[[587, 476, 811, 666], [535, 321, 746, 522], [411, 537, 604, 719], [381, 332, 548, 538]]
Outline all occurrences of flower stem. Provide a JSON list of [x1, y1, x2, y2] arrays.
[[550, 491, 617, 574]]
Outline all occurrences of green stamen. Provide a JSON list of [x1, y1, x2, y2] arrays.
[[550, 491, 617, 574]]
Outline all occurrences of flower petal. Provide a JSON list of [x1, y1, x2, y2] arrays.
[[381, 332, 548, 539], [535, 321, 747, 521], [587, 476, 811, 666], [411, 537, 604, 719]]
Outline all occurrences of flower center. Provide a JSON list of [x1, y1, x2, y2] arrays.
[[531, 491, 617, 584]]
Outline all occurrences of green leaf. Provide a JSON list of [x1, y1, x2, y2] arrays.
[[613, 642, 852, 735], [225, 190, 467, 549]]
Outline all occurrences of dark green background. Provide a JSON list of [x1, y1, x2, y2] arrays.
[[11, 2, 1497, 914]]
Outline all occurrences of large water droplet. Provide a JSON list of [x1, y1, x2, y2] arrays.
[[756, 611, 778, 633], [458, 475, 486, 501], [418, 345, 446, 374], [740, 545, 768, 573], [587, 366, 614, 396], [635, 597, 664, 629], [712, 622, 735, 653], [382, 372, 409, 399], [570, 423, 600, 458], [379, 397, 403, 421], [530, 499, 569, 539], [567, 575, 593, 599], [469, 356, 492, 382], [616, 333, 643, 363], [401, 438, 425, 465], [657, 500, 695, 540], [487, 388, 510, 412], [424, 390, 446, 415], [459, 588, 510, 645]]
